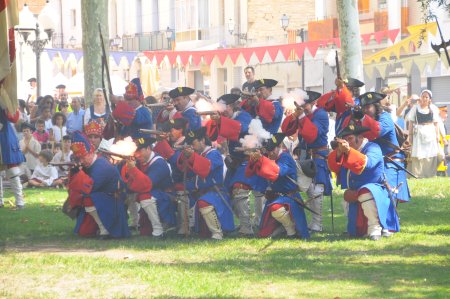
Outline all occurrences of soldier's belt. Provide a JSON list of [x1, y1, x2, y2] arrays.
[[265, 190, 297, 201]]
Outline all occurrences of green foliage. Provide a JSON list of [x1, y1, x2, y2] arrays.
[[0, 178, 450, 298]]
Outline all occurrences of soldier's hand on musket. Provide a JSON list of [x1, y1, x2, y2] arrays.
[[293, 102, 304, 118], [156, 132, 169, 141], [335, 137, 350, 156], [352, 105, 364, 120], [126, 157, 136, 170], [249, 150, 262, 163], [335, 78, 345, 89]]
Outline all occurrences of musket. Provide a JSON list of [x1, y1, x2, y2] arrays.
[[98, 148, 133, 160], [195, 111, 219, 116], [145, 103, 170, 108], [139, 129, 167, 136], [240, 91, 257, 99], [384, 155, 418, 179], [335, 50, 341, 80], [234, 147, 263, 153], [50, 162, 77, 167], [173, 144, 192, 150], [431, 17, 450, 67]]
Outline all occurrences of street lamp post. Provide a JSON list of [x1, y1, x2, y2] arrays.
[[166, 27, 175, 50], [16, 2, 56, 97], [228, 19, 247, 46], [16, 23, 54, 97], [280, 14, 306, 89]]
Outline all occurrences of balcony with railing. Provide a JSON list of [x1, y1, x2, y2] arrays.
[[122, 31, 171, 52]]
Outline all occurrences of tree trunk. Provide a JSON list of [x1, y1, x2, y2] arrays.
[[81, 0, 109, 107], [336, 0, 364, 83]]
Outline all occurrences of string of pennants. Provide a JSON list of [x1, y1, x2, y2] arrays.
[[44, 48, 139, 66], [143, 29, 401, 66]]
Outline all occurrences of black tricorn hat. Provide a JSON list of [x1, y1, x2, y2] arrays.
[[252, 79, 278, 89], [345, 77, 365, 88], [56, 84, 66, 89], [359, 92, 386, 107], [264, 133, 286, 151], [299, 159, 317, 178], [169, 87, 195, 99], [185, 127, 207, 145], [218, 93, 241, 105], [337, 124, 371, 138], [164, 117, 188, 132], [304, 91, 322, 104], [134, 137, 156, 149]]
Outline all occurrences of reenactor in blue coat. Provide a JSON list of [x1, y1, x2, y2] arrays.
[[356, 92, 410, 203], [177, 127, 235, 240], [246, 133, 310, 239], [69, 131, 130, 239], [327, 125, 400, 240], [205, 93, 267, 236], [281, 91, 333, 232], [241, 79, 284, 134], [121, 137, 176, 238]]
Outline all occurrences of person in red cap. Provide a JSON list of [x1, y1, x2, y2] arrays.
[[112, 78, 153, 139], [69, 131, 130, 239], [83, 120, 104, 151]]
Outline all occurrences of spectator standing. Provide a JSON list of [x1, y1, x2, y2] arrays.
[[66, 97, 85, 134], [83, 88, 110, 126], [19, 123, 41, 179], [242, 66, 256, 93], [57, 100, 70, 116], [406, 89, 440, 178], [397, 94, 419, 129]]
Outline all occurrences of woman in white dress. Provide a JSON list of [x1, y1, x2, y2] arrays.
[[83, 88, 110, 126], [406, 89, 440, 178]]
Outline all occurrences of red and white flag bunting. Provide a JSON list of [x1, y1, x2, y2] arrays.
[[143, 28, 401, 67]]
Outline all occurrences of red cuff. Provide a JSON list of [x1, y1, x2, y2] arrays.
[[361, 115, 381, 140], [68, 170, 93, 195], [205, 119, 219, 141], [334, 85, 354, 115], [281, 114, 299, 136], [189, 152, 211, 179], [316, 91, 336, 112], [342, 148, 367, 175], [112, 101, 136, 126], [153, 140, 175, 160], [245, 159, 260, 177], [256, 99, 276, 123], [327, 150, 343, 174], [299, 116, 318, 144], [218, 116, 241, 141], [122, 166, 152, 193], [257, 156, 280, 182], [6, 110, 19, 123]]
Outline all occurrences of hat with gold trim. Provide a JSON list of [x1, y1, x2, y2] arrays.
[[168, 86, 195, 99], [337, 124, 371, 138], [264, 133, 286, 151], [252, 79, 278, 89]]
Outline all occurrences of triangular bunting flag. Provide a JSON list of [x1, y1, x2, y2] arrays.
[[361, 33, 372, 45], [375, 62, 389, 79], [305, 41, 321, 57], [388, 29, 400, 43], [45, 49, 59, 61], [144, 51, 155, 62], [241, 48, 254, 64], [293, 43, 305, 59], [266, 46, 280, 62], [279, 44, 293, 60], [364, 64, 376, 80], [216, 50, 229, 65], [59, 50, 71, 62], [254, 47, 267, 63], [110, 52, 122, 65], [178, 51, 191, 66], [154, 52, 167, 64], [414, 56, 429, 74], [374, 30, 386, 44], [191, 53, 202, 66], [124, 52, 138, 65], [166, 52, 178, 65], [402, 59, 414, 76], [203, 52, 216, 65], [228, 49, 241, 64]]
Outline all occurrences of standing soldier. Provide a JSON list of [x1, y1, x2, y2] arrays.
[[0, 107, 25, 209], [177, 127, 235, 240], [327, 125, 400, 240], [69, 131, 130, 239], [113, 78, 153, 139], [156, 87, 201, 131], [281, 91, 333, 232], [205, 93, 267, 236], [247, 133, 310, 239], [355, 92, 410, 203], [241, 79, 284, 134], [120, 137, 176, 238]]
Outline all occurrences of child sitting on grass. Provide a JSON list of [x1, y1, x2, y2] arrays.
[[51, 136, 72, 187], [27, 150, 58, 188]]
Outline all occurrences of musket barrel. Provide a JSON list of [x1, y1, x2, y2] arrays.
[[139, 129, 166, 135]]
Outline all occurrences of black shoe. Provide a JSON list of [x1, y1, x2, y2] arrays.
[[98, 234, 111, 240]]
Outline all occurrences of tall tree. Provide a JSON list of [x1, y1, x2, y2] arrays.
[[81, 0, 109, 106], [336, 0, 364, 83]]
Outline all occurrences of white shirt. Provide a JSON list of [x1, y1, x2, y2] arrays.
[[30, 163, 58, 186], [19, 136, 41, 171], [51, 150, 73, 177]]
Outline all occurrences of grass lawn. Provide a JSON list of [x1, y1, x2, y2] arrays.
[[1, 178, 450, 298]]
